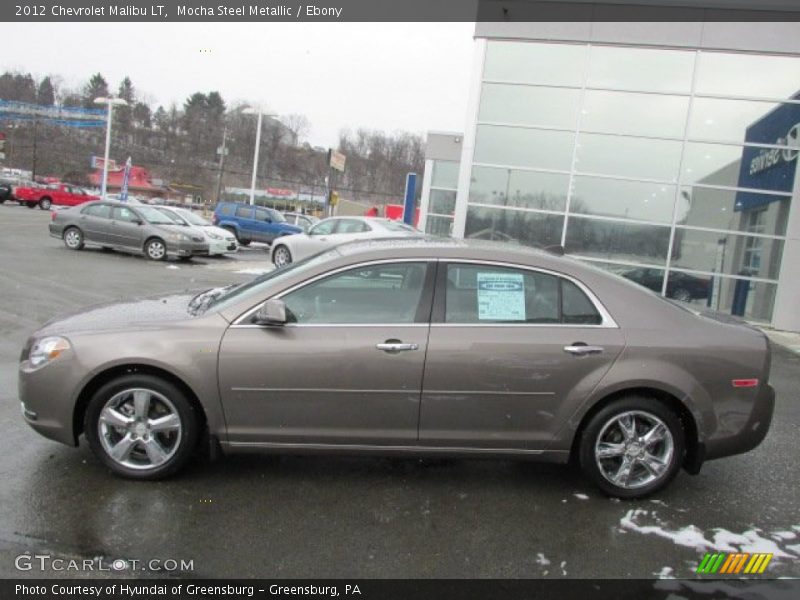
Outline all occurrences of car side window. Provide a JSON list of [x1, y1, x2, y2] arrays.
[[562, 280, 602, 325], [112, 207, 139, 222], [444, 264, 602, 325], [235, 206, 252, 219], [220, 204, 234, 216], [335, 219, 369, 234], [282, 262, 429, 324], [309, 220, 336, 235], [82, 204, 111, 219], [255, 208, 271, 222]]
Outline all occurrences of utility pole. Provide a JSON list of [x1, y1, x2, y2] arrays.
[[31, 119, 38, 181], [214, 124, 228, 207]]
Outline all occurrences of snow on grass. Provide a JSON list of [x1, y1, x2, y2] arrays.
[[535, 553, 550, 566], [655, 566, 675, 579], [620, 509, 799, 559], [573, 493, 589, 500]]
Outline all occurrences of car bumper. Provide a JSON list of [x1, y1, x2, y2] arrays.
[[208, 239, 238, 255], [19, 351, 84, 447], [48, 223, 64, 238], [172, 240, 209, 257], [704, 383, 775, 461]]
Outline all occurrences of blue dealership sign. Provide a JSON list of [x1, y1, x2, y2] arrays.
[[735, 92, 800, 211]]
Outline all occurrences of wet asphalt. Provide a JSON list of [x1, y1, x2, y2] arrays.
[[0, 203, 798, 580]]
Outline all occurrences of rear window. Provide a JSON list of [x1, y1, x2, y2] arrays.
[[445, 264, 602, 325], [219, 204, 234, 216]]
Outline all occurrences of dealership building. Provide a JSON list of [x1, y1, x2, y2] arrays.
[[419, 10, 800, 333]]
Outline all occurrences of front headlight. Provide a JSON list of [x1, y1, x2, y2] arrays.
[[28, 336, 71, 367], [206, 231, 222, 240], [166, 232, 190, 242]]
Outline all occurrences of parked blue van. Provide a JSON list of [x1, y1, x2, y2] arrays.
[[212, 202, 302, 245]]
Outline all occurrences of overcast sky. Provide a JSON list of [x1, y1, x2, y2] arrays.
[[1, 23, 475, 147]]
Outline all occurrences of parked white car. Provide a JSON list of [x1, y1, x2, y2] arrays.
[[156, 207, 238, 255], [270, 217, 422, 267]]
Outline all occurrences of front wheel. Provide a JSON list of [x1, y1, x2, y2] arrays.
[[84, 374, 200, 479], [272, 244, 292, 268], [63, 227, 84, 250], [39, 197, 52, 210], [579, 396, 684, 498], [145, 238, 167, 261]]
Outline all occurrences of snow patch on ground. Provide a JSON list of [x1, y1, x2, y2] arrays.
[[535, 553, 550, 566], [166, 265, 180, 270], [573, 493, 589, 500], [772, 530, 797, 540], [560, 561, 567, 576], [620, 509, 799, 559], [235, 268, 271, 275], [655, 566, 674, 579]]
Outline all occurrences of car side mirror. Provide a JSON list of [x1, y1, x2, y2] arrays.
[[133, 218, 143, 225], [253, 298, 287, 326]]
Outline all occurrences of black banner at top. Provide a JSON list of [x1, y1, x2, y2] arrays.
[[3, 0, 800, 23]]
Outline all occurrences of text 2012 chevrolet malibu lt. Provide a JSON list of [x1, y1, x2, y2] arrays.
[[18, 239, 775, 498]]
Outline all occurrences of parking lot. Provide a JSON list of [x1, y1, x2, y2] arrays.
[[0, 204, 798, 581]]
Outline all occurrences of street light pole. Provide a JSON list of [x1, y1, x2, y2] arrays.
[[243, 107, 277, 206], [93, 96, 128, 200]]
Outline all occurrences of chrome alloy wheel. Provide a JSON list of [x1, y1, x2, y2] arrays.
[[273, 245, 291, 267], [594, 410, 674, 490], [64, 229, 82, 249], [146, 240, 166, 260], [97, 388, 182, 470]]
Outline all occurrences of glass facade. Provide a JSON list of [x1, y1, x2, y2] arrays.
[[462, 41, 799, 322], [423, 159, 459, 236]]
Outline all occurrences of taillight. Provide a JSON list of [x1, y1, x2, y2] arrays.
[[732, 379, 759, 388]]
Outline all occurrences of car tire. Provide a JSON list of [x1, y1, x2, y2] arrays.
[[63, 227, 84, 251], [39, 197, 52, 210], [578, 396, 685, 499], [84, 374, 200, 479], [272, 244, 292, 268], [144, 238, 167, 261], [672, 288, 692, 303]]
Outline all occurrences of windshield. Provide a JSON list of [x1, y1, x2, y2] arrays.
[[177, 209, 210, 226], [138, 206, 178, 225], [156, 208, 187, 225], [195, 248, 342, 315], [268, 208, 286, 223]]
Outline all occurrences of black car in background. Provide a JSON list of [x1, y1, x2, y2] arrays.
[[621, 267, 711, 302], [0, 180, 13, 203]]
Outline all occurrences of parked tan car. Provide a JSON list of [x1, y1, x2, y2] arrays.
[[18, 239, 774, 497]]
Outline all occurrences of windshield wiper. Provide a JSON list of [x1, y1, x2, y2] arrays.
[[187, 285, 236, 315]]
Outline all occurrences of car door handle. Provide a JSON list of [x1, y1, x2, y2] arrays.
[[376, 341, 419, 353], [564, 344, 604, 356]]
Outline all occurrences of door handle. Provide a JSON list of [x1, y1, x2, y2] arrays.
[[376, 341, 419, 353], [564, 344, 604, 356]]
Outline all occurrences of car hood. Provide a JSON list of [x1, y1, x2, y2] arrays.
[[34, 292, 199, 336]]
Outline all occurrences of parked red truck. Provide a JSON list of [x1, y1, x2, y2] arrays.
[[13, 183, 98, 210]]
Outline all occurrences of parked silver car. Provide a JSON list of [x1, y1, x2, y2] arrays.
[[49, 200, 210, 261], [18, 239, 774, 497], [270, 216, 421, 268]]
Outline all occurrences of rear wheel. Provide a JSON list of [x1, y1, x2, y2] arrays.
[[84, 374, 200, 479], [579, 396, 684, 498], [272, 244, 292, 268], [63, 227, 84, 250], [144, 238, 167, 261], [39, 197, 52, 210]]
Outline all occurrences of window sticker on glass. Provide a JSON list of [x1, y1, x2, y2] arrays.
[[477, 272, 526, 321]]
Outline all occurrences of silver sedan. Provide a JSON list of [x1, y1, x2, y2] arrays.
[[270, 216, 422, 267]]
